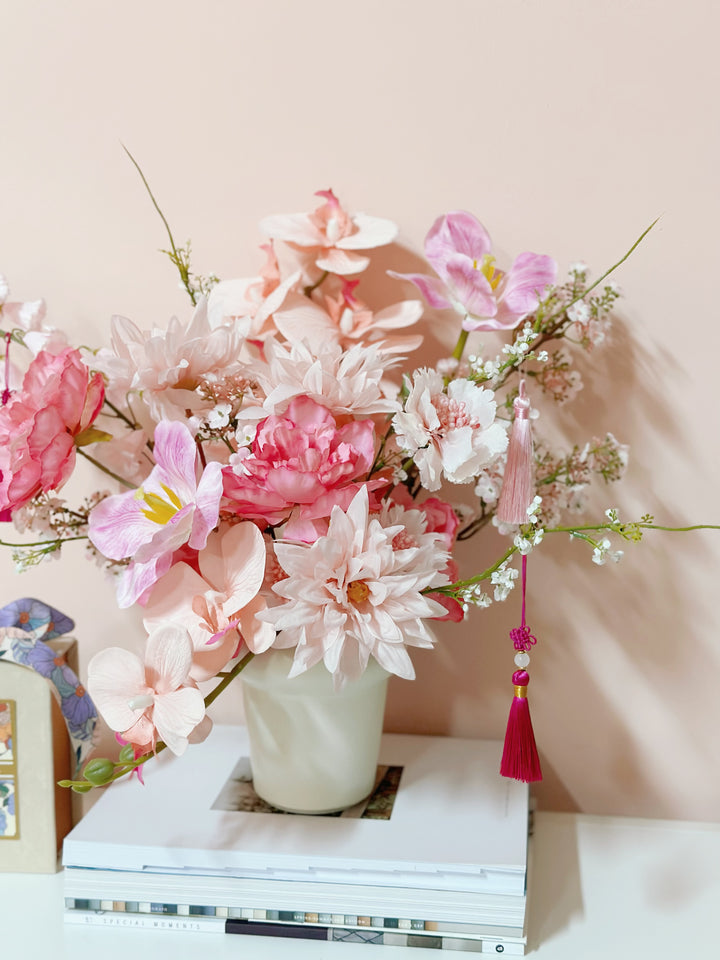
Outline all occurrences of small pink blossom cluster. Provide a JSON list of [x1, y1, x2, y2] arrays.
[[0, 197, 627, 759]]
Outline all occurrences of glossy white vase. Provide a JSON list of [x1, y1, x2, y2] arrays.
[[239, 648, 390, 814]]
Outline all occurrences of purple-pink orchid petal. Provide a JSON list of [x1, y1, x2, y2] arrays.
[[444, 255, 498, 319], [424, 211, 492, 278], [387, 271, 452, 310]]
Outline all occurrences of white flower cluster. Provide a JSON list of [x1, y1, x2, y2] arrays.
[[592, 538, 624, 565], [491, 559, 519, 601], [456, 583, 492, 613]]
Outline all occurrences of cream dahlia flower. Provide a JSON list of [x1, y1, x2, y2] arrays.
[[260, 487, 449, 688]]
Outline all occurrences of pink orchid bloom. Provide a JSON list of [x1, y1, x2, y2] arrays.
[[87, 623, 207, 756], [143, 521, 274, 681], [88, 420, 223, 608], [390, 211, 557, 332], [260, 189, 398, 276], [0, 347, 105, 513], [207, 243, 302, 341], [272, 280, 424, 356], [223, 396, 386, 542]]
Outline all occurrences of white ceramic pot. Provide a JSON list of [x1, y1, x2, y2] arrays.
[[239, 648, 390, 814]]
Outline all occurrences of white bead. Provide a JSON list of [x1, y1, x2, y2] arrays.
[[514, 652, 530, 668]]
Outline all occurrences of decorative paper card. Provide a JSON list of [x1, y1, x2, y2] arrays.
[[0, 700, 18, 839]]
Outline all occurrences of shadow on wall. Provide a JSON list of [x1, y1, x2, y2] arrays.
[[379, 267, 720, 819]]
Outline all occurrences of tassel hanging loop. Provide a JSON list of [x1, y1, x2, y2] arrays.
[[497, 379, 534, 525]]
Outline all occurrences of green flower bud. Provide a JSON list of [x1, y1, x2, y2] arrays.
[[82, 758, 115, 786]]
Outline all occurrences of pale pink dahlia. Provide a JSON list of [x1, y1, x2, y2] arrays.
[[260, 487, 449, 687]]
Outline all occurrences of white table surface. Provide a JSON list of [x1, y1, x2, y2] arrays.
[[2, 811, 719, 957]]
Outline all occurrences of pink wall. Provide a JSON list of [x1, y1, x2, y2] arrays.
[[2, 0, 719, 820]]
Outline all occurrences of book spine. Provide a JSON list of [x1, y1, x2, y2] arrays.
[[64, 911, 225, 934]]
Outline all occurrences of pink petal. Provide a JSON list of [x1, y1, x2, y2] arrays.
[[315, 248, 370, 275], [371, 300, 424, 330], [500, 252, 558, 315], [444, 255, 497, 318], [88, 490, 155, 560], [335, 213, 398, 249], [152, 686, 206, 755], [87, 647, 148, 732], [259, 213, 325, 246], [144, 623, 194, 694], [237, 594, 276, 653], [424, 212, 492, 277], [387, 271, 452, 310], [152, 421, 199, 499], [201, 522, 267, 608], [188, 461, 223, 550]]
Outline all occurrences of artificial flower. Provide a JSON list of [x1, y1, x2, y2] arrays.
[[224, 396, 386, 541], [389, 210, 557, 332], [237, 336, 401, 424], [142, 521, 274, 680], [393, 369, 508, 490], [87, 623, 207, 755], [92, 297, 248, 430], [88, 420, 223, 608], [272, 281, 424, 356], [260, 189, 398, 276], [261, 486, 449, 687], [0, 347, 105, 513]]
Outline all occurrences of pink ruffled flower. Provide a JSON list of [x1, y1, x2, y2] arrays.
[[260, 189, 398, 276], [88, 420, 223, 608], [390, 211, 557, 332], [224, 396, 385, 541], [87, 623, 207, 756], [143, 521, 274, 681], [0, 347, 105, 513]]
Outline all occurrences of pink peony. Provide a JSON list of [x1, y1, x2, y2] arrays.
[[0, 347, 105, 513], [223, 396, 385, 541]]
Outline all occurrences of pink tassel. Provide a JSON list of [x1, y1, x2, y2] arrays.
[[497, 379, 534, 525], [500, 669, 542, 783], [500, 554, 542, 782]]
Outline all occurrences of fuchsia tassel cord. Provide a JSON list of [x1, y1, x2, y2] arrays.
[[500, 553, 543, 783]]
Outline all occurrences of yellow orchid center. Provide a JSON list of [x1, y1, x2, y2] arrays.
[[476, 254, 501, 290], [135, 484, 184, 525]]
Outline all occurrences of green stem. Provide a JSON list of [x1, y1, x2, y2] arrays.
[[122, 144, 198, 306], [452, 327, 469, 363], [77, 448, 135, 488], [303, 270, 329, 297], [103, 398, 138, 430], [547, 522, 720, 535], [0, 535, 88, 548], [432, 544, 518, 596]]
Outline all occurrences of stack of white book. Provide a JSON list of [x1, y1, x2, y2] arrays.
[[62, 726, 530, 954]]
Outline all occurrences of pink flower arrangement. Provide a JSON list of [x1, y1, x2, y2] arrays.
[[0, 198, 681, 784]]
